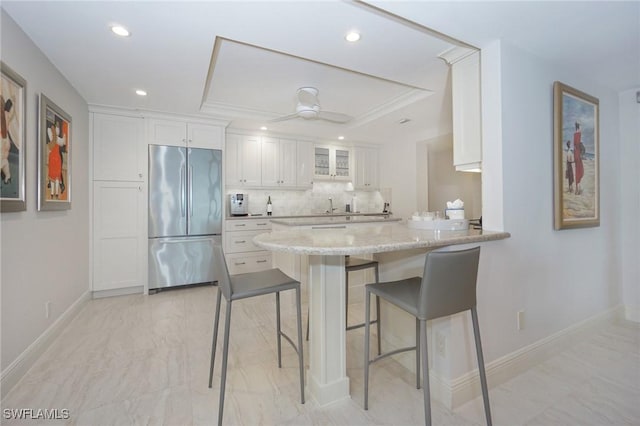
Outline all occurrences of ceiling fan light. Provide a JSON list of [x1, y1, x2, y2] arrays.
[[345, 31, 361, 42], [298, 109, 317, 119]]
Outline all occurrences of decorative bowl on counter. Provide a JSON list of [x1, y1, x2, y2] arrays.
[[407, 218, 469, 231]]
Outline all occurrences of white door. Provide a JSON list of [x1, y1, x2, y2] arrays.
[[261, 137, 280, 186], [93, 181, 145, 291], [147, 118, 187, 147]]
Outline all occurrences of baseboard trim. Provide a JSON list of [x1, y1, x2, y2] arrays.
[[449, 304, 624, 408], [624, 304, 640, 323], [92, 285, 143, 299], [1, 290, 90, 399]]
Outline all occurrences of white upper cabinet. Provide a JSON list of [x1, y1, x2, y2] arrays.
[[226, 134, 262, 187], [314, 145, 351, 181], [354, 146, 379, 189], [296, 141, 314, 188], [147, 118, 223, 150], [261, 137, 297, 188], [92, 113, 145, 181], [450, 50, 482, 172]]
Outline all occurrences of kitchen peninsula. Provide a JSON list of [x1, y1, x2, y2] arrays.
[[253, 222, 510, 406]]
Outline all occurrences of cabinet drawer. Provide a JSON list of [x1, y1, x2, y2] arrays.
[[225, 230, 266, 253], [226, 252, 272, 275], [225, 219, 272, 231]]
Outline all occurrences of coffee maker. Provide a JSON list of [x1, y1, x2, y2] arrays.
[[229, 193, 249, 216]]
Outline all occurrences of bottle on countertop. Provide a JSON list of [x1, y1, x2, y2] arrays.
[[267, 196, 273, 216], [351, 194, 357, 213]]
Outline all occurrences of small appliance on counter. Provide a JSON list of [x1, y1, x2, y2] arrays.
[[230, 193, 249, 216]]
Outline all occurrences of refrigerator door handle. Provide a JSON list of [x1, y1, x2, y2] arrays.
[[189, 165, 194, 217], [180, 165, 186, 217]]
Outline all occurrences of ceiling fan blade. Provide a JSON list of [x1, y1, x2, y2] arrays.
[[317, 111, 352, 123], [269, 112, 300, 122]]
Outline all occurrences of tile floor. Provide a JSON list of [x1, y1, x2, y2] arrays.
[[2, 285, 639, 425]]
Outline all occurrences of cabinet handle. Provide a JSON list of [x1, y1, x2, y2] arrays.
[[256, 260, 267, 263], [138, 173, 143, 178], [235, 224, 246, 227], [235, 262, 246, 266], [138, 186, 142, 192], [235, 240, 246, 244], [257, 223, 268, 226]]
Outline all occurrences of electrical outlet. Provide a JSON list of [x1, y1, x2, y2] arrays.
[[45, 301, 51, 319], [436, 332, 446, 357], [517, 310, 525, 330]]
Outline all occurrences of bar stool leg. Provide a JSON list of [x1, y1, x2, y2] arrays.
[[364, 289, 371, 410], [345, 268, 350, 326], [419, 319, 431, 426], [471, 307, 492, 426], [415, 317, 421, 389], [218, 300, 233, 426], [295, 287, 305, 404], [374, 264, 381, 355], [209, 289, 222, 388], [276, 292, 282, 368]]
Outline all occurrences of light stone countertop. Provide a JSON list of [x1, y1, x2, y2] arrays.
[[270, 216, 401, 227], [253, 222, 510, 256], [226, 213, 391, 220]]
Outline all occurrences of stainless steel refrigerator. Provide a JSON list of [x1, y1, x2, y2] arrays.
[[148, 145, 222, 291]]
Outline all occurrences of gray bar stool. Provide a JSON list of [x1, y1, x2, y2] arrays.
[[208, 245, 305, 426], [306, 256, 382, 354], [363, 246, 492, 426]]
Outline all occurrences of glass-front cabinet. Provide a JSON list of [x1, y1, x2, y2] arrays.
[[314, 145, 351, 180]]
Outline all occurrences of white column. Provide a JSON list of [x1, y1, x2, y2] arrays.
[[307, 254, 350, 406]]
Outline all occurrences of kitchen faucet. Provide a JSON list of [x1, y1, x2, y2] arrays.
[[326, 198, 337, 214]]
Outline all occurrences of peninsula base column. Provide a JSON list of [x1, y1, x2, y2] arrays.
[[307, 254, 350, 406]]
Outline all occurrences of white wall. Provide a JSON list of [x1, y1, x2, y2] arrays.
[[425, 134, 482, 219], [385, 39, 624, 381], [618, 88, 640, 322], [1, 11, 89, 375], [379, 136, 419, 220]]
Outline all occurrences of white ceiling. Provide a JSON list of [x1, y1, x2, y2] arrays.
[[2, 1, 638, 145]]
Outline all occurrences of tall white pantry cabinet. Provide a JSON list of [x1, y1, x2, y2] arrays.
[[91, 111, 146, 295], [90, 109, 226, 296]]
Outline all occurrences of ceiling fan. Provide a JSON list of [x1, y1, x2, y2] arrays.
[[270, 87, 352, 123]]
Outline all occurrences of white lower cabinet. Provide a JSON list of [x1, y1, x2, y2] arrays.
[[92, 181, 145, 292], [224, 219, 272, 275]]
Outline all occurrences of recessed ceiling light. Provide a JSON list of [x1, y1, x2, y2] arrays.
[[135, 89, 147, 96], [260, 126, 268, 131], [345, 31, 361, 42], [338, 136, 345, 140], [111, 25, 130, 37]]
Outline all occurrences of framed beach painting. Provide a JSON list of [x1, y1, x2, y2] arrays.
[[553, 81, 599, 230], [1, 62, 27, 212], [38, 94, 72, 211]]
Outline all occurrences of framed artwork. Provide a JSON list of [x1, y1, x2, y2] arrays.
[[38, 94, 72, 211], [553, 81, 599, 230], [1, 62, 27, 212]]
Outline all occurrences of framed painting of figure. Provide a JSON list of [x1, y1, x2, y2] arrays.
[[0, 62, 27, 212], [553, 81, 600, 230], [38, 94, 72, 211]]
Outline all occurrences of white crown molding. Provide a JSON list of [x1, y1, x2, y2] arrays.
[[88, 104, 231, 127], [438, 46, 477, 65]]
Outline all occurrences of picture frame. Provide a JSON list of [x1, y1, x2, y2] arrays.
[[1, 62, 27, 212], [38, 94, 72, 211], [553, 81, 599, 230]]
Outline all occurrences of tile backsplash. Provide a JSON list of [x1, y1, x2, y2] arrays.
[[226, 182, 385, 216]]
